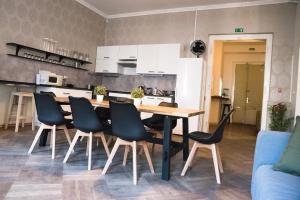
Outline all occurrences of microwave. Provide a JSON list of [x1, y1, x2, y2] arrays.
[[36, 70, 63, 86]]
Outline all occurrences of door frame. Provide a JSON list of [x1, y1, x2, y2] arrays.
[[202, 33, 273, 131]]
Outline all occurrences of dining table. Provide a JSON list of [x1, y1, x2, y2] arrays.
[[39, 97, 204, 181]]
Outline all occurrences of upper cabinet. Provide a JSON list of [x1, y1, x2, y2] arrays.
[[95, 46, 119, 73], [118, 45, 138, 60], [97, 46, 119, 59], [136, 44, 180, 75], [136, 45, 157, 74], [95, 44, 180, 75]]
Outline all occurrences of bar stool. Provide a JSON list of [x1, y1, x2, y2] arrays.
[[5, 92, 35, 132]]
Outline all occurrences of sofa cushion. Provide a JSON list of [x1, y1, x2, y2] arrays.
[[273, 116, 300, 176], [254, 165, 300, 200]]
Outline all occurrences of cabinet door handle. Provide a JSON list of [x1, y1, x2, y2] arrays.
[[103, 57, 110, 59], [103, 69, 109, 72], [157, 71, 165, 73], [148, 70, 155, 73], [147, 97, 155, 99], [63, 92, 70, 95], [129, 56, 136, 58], [157, 98, 164, 101]]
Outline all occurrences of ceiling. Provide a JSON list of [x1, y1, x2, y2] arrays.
[[77, 0, 297, 18]]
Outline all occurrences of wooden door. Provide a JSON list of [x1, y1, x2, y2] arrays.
[[233, 64, 264, 125]]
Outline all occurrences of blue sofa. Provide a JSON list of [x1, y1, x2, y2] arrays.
[[251, 131, 300, 200]]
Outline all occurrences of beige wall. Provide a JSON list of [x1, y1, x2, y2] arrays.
[[105, 3, 297, 105], [0, 0, 106, 71], [211, 41, 223, 96]]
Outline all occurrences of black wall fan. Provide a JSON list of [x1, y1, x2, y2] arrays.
[[190, 40, 206, 58]]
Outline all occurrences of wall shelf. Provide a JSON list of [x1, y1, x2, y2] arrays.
[[6, 42, 92, 71]]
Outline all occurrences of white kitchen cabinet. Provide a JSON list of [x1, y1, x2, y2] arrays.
[[97, 46, 119, 59], [96, 46, 120, 73], [95, 59, 119, 73], [118, 45, 138, 60], [136, 44, 180, 75], [109, 92, 131, 99], [156, 44, 180, 75], [141, 96, 172, 119], [136, 45, 157, 74]]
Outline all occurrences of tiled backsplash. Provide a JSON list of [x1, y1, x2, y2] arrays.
[[101, 74, 176, 92]]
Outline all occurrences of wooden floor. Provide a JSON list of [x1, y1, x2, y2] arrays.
[[0, 124, 257, 200]]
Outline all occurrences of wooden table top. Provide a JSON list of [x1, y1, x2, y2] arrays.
[[55, 97, 204, 118]]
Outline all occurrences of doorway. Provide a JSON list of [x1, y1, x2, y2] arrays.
[[233, 63, 264, 129], [203, 34, 272, 132]]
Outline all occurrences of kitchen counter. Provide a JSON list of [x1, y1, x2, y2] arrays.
[[109, 90, 175, 98], [0, 80, 91, 91], [211, 95, 230, 100]]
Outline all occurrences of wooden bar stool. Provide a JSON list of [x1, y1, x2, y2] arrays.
[[5, 92, 35, 132]]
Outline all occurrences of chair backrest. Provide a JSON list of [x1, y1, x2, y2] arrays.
[[150, 102, 178, 128], [40, 91, 56, 97], [109, 101, 150, 141], [34, 93, 65, 125], [69, 96, 104, 133], [209, 109, 235, 143]]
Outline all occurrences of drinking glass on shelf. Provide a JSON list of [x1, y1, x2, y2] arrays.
[[73, 51, 78, 59]]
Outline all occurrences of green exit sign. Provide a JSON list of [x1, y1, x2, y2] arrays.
[[235, 27, 244, 33]]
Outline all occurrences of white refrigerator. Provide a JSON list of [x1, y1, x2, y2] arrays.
[[174, 58, 204, 135]]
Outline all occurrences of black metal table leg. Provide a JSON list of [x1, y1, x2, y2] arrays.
[[182, 117, 189, 161], [161, 116, 172, 181], [39, 129, 49, 147]]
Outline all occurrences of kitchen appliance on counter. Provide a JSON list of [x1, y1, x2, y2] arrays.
[[36, 70, 63, 86]]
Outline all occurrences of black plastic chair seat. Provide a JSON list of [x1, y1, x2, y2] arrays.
[[110, 101, 152, 142], [62, 111, 72, 116], [189, 131, 216, 144], [143, 102, 178, 131], [69, 97, 112, 134], [143, 117, 177, 131]]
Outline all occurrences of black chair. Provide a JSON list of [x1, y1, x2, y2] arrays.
[[181, 109, 235, 184], [28, 93, 72, 159], [221, 103, 231, 123], [63, 97, 111, 170], [40, 91, 72, 117], [102, 101, 155, 185], [142, 102, 178, 150]]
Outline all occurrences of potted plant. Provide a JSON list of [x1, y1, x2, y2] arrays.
[[131, 87, 144, 106], [269, 103, 292, 131], [94, 85, 107, 102]]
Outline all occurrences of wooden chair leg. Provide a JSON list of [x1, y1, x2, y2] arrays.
[[123, 145, 129, 166], [181, 142, 198, 176], [107, 136, 113, 146], [31, 96, 35, 131], [21, 99, 26, 128], [142, 142, 155, 174], [62, 126, 72, 146], [132, 141, 137, 185], [86, 137, 89, 156], [15, 95, 23, 132], [211, 144, 221, 184], [99, 134, 110, 157], [63, 131, 80, 163], [189, 147, 198, 167], [28, 124, 44, 154], [88, 132, 93, 170], [216, 145, 224, 173], [51, 125, 56, 159], [102, 138, 121, 175], [5, 93, 14, 129]]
